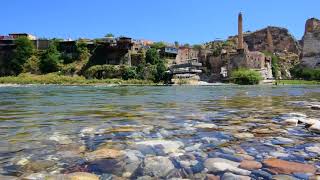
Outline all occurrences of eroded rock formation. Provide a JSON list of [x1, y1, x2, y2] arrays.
[[301, 18, 320, 68]]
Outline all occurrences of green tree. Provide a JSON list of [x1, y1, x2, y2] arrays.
[[11, 37, 35, 75], [154, 61, 167, 82], [122, 66, 137, 80], [105, 33, 114, 38], [40, 42, 61, 73], [145, 48, 160, 65], [150, 42, 166, 49]]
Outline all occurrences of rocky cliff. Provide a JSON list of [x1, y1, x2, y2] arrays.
[[243, 26, 301, 55], [301, 18, 320, 68]]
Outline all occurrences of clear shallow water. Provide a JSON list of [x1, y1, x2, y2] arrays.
[[0, 85, 320, 178]]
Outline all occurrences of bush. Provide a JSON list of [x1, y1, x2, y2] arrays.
[[40, 42, 61, 73], [22, 55, 40, 74], [122, 66, 137, 80], [291, 66, 320, 80], [231, 69, 263, 85]]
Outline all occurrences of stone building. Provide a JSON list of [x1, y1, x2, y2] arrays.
[[175, 47, 200, 64]]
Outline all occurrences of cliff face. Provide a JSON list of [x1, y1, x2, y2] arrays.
[[301, 18, 320, 68], [243, 27, 301, 55]]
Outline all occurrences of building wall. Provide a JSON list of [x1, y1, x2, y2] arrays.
[[175, 48, 199, 64]]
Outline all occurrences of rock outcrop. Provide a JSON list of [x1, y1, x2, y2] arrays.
[[243, 26, 301, 55], [301, 18, 320, 68]]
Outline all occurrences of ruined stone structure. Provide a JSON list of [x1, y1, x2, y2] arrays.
[[301, 18, 320, 68], [267, 28, 274, 53], [238, 13, 244, 50], [175, 47, 200, 64], [220, 13, 273, 80]]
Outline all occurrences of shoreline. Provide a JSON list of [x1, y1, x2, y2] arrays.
[[0, 74, 320, 86]]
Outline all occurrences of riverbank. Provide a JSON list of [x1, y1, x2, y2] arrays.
[[278, 80, 320, 85], [0, 73, 157, 85]]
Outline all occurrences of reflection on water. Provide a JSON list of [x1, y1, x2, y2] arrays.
[[0, 85, 319, 179]]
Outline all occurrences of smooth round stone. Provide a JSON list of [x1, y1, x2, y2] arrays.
[[251, 170, 273, 180], [67, 172, 100, 180], [22, 173, 48, 180], [142, 156, 175, 178], [85, 148, 124, 161], [208, 152, 244, 162], [283, 118, 298, 125], [305, 145, 320, 155], [49, 133, 72, 145], [309, 122, 320, 133], [204, 158, 250, 176], [221, 172, 251, 180], [272, 175, 299, 180], [263, 158, 317, 174], [24, 160, 56, 172], [293, 173, 311, 180], [135, 140, 184, 154], [236, 154, 255, 161], [206, 174, 220, 180], [194, 123, 218, 129], [239, 160, 262, 170], [234, 133, 254, 139]]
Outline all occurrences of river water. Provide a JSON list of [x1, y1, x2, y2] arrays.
[[0, 85, 319, 179]]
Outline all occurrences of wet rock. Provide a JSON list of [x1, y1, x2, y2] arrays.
[[87, 159, 125, 176], [122, 150, 143, 178], [272, 175, 299, 180], [206, 174, 220, 180], [263, 158, 316, 174], [0, 175, 18, 180], [221, 172, 251, 180], [309, 122, 320, 133], [204, 158, 250, 175], [49, 132, 72, 145], [251, 170, 273, 180], [21, 173, 49, 180], [234, 133, 254, 139], [311, 105, 320, 110], [136, 176, 154, 180], [185, 143, 202, 152], [239, 160, 262, 170], [293, 173, 311, 180], [67, 172, 100, 180], [208, 152, 244, 162], [24, 160, 56, 172], [299, 118, 319, 125], [194, 123, 218, 129], [85, 148, 123, 161], [272, 137, 294, 145], [135, 140, 184, 155], [236, 154, 255, 161], [305, 145, 320, 155], [283, 118, 299, 126], [142, 156, 175, 178]]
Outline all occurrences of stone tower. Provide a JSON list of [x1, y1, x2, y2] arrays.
[[266, 27, 274, 53], [238, 12, 244, 50]]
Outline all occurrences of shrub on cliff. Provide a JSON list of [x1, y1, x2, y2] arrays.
[[231, 69, 262, 85], [39, 42, 61, 73]]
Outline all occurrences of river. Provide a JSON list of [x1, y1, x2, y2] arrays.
[[0, 85, 319, 179]]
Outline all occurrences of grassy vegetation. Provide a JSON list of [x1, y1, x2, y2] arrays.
[[277, 80, 320, 85], [0, 73, 156, 85], [231, 69, 263, 85]]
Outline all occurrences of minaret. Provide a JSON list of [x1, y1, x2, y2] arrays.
[[266, 27, 274, 53], [238, 12, 244, 50]]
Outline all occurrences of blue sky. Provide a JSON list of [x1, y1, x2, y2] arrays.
[[2, 0, 319, 44]]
